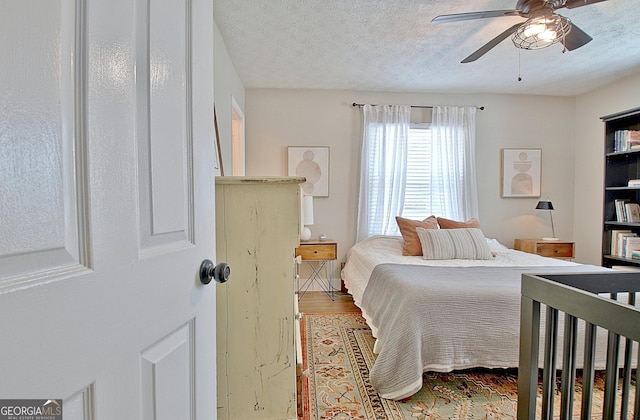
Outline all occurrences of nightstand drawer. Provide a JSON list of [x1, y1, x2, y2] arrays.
[[514, 238, 575, 259], [295, 242, 337, 260], [536, 243, 574, 258]]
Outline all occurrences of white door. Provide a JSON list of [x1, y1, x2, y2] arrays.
[[0, 0, 217, 419]]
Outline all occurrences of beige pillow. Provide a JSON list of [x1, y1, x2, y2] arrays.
[[395, 215, 438, 256], [417, 227, 493, 260], [437, 217, 481, 229]]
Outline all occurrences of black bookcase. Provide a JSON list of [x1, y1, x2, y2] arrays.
[[602, 106, 640, 268]]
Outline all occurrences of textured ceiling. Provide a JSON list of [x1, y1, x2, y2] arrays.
[[213, 1, 640, 96]]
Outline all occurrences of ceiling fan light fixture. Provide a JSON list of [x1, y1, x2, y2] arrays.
[[512, 14, 572, 50], [538, 29, 558, 41], [523, 23, 546, 38]]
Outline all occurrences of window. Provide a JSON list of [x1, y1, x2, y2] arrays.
[[403, 124, 447, 219], [357, 105, 477, 241], [365, 124, 462, 227]]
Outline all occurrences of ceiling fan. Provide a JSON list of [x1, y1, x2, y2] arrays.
[[432, 0, 608, 63]]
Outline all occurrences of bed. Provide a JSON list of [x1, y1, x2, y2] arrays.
[[341, 234, 612, 400]]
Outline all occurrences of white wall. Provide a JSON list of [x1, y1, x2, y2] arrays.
[[213, 19, 245, 176], [245, 89, 579, 282], [573, 72, 640, 264]]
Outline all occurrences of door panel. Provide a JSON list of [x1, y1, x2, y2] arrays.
[[137, 0, 194, 252], [0, 0, 216, 418], [141, 322, 194, 420], [0, 0, 89, 287], [63, 386, 94, 420]]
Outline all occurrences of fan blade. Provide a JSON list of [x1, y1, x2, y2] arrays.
[[561, 23, 593, 50], [564, 0, 608, 9], [461, 22, 523, 63], [432, 10, 522, 24]]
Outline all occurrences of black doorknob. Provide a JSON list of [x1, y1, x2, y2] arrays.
[[199, 260, 230, 285]]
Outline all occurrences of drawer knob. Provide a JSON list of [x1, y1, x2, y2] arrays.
[[314, 250, 318, 254]]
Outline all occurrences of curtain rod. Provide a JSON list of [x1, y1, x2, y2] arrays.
[[352, 102, 485, 111]]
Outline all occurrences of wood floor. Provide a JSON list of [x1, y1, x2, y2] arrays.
[[297, 291, 360, 313]]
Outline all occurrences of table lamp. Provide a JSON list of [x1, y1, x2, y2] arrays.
[[535, 199, 558, 241], [301, 195, 314, 241]]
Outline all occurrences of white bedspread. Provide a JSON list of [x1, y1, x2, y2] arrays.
[[343, 235, 580, 329], [341, 235, 611, 400]]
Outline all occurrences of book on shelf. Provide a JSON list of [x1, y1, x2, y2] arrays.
[[615, 199, 631, 222], [628, 179, 640, 187], [630, 131, 640, 149], [610, 229, 632, 256], [632, 250, 640, 260], [626, 203, 640, 223], [618, 232, 638, 257], [614, 130, 640, 152], [623, 236, 640, 258]]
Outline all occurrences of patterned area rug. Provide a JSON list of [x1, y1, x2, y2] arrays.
[[300, 312, 635, 420]]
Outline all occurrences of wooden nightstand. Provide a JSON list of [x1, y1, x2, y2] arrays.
[[295, 240, 337, 300], [514, 238, 575, 259]]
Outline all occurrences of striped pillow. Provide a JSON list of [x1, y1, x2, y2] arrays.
[[416, 227, 493, 260]]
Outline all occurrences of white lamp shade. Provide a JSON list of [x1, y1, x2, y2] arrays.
[[303, 195, 314, 226]]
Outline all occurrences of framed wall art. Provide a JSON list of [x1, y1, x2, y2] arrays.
[[501, 148, 541, 198], [287, 146, 329, 197]]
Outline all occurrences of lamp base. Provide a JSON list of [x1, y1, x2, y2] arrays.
[[542, 237, 560, 241], [300, 226, 312, 241]]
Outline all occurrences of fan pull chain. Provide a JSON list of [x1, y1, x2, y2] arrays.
[[518, 49, 522, 82]]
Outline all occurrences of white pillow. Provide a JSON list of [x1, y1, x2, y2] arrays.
[[416, 227, 493, 260], [486, 238, 509, 252]]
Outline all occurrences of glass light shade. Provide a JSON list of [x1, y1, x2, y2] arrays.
[[512, 14, 571, 50], [523, 23, 545, 38], [538, 29, 558, 41]]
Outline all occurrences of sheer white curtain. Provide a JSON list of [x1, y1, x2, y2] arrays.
[[356, 105, 411, 241], [356, 104, 479, 242], [430, 106, 479, 220]]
